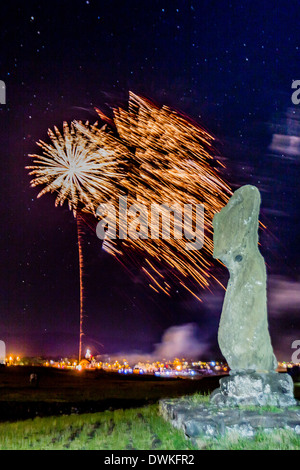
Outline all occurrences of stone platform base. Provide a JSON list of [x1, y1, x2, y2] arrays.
[[210, 371, 297, 407], [159, 396, 300, 441]]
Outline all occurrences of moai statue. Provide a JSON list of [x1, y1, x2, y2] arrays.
[[211, 185, 296, 407]]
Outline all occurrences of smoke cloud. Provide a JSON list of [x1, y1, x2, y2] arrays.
[[107, 323, 207, 365], [268, 275, 300, 315]]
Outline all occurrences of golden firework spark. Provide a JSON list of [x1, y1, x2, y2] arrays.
[[107, 92, 232, 296], [28, 93, 232, 311], [26, 121, 124, 215]]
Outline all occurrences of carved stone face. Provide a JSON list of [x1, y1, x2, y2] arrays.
[[213, 185, 261, 264]]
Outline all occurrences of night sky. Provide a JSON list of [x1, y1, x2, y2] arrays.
[[1, 0, 300, 361]]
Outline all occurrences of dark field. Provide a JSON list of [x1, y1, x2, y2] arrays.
[[1, 366, 299, 423], [0, 367, 299, 449], [0, 366, 222, 421]]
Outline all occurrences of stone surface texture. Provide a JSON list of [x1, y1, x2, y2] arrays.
[[210, 371, 297, 407], [159, 396, 300, 442]]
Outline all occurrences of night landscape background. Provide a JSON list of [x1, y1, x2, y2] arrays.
[[0, 0, 299, 361]]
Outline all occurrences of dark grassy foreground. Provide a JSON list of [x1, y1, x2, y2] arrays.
[[0, 366, 221, 421], [0, 367, 299, 450], [0, 405, 196, 450], [0, 366, 221, 402], [0, 401, 300, 450]]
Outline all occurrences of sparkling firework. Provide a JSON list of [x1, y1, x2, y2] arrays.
[[26, 121, 124, 215], [26, 121, 125, 360], [81, 92, 232, 298], [28, 94, 232, 327]]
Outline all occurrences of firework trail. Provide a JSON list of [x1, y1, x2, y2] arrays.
[[76, 212, 85, 362], [26, 121, 125, 360]]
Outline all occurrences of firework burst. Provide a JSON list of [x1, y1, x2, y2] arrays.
[[28, 93, 232, 325], [74, 93, 232, 297], [26, 121, 125, 361], [26, 121, 123, 215], [109, 92, 232, 297]]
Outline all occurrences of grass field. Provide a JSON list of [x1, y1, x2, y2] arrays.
[[0, 403, 300, 450], [0, 405, 195, 450], [0, 367, 299, 450], [0, 366, 222, 422], [0, 366, 221, 403]]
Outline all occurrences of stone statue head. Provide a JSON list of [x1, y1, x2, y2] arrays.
[[213, 185, 261, 265]]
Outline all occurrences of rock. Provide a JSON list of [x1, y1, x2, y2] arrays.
[[184, 418, 221, 438], [212, 185, 277, 372], [210, 370, 297, 407], [159, 397, 300, 442]]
